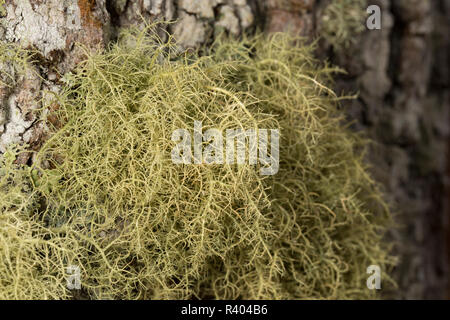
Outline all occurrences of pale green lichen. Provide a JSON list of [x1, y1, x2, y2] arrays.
[[0, 42, 34, 90], [0, 145, 73, 299], [0, 0, 6, 17], [320, 0, 368, 50], [1, 27, 396, 300]]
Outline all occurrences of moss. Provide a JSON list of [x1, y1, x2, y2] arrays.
[[1, 26, 395, 299], [320, 0, 368, 50]]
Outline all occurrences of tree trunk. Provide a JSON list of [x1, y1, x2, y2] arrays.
[[0, 0, 449, 299]]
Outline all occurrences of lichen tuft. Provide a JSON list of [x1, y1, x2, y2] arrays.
[[1, 26, 395, 299]]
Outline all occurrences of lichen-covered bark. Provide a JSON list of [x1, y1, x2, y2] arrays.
[[317, 0, 450, 299], [0, 0, 260, 163], [0, 0, 449, 299], [0, 0, 109, 161], [1, 0, 109, 71], [261, 0, 448, 299]]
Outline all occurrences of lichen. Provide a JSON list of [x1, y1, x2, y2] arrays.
[[319, 0, 368, 50], [0, 145, 71, 299], [1, 26, 396, 299], [0, 0, 6, 17]]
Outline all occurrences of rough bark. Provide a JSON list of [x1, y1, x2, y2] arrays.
[[0, 0, 449, 299], [320, 0, 450, 299]]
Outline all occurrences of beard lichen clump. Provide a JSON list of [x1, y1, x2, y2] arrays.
[[320, 0, 368, 50], [1, 28, 394, 299], [0, 146, 71, 299]]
